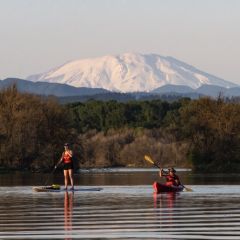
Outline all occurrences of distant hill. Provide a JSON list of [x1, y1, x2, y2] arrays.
[[152, 84, 240, 98], [27, 52, 238, 92], [0, 78, 109, 97], [227, 87, 240, 96], [152, 84, 194, 94], [0, 78, 239, 103], [59, 92, 137, 103], [196, 85, 227, 97], [58, 91, 204, 104]]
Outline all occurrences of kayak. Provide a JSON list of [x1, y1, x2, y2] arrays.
[[153, 181, 184, 193], [33, 186, 103, 192]]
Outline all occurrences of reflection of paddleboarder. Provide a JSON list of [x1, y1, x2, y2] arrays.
[[64, 191, 73, 239]]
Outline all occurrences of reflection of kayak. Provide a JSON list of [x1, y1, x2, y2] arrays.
[[153, 181, 184, 193], [33, 186, 103, 192]]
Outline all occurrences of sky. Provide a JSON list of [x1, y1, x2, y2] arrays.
[[0, 0, 240, 84]]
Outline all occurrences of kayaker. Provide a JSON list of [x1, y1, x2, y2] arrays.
[[58, 143, 74, 191], [159, 167, 181, 187]]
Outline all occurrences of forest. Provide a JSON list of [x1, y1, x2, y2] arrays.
[[0, 85, 240, 173]]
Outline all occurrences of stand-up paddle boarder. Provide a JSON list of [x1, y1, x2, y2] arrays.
[[58, 143, 74, 191]]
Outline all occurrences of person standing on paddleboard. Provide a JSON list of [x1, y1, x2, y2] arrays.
[[58, 143, 74, 191], [159, 167, 181, 187]]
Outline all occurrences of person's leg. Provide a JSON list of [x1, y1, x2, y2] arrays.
[[165, 182, 173, 186], [68, 169, 74, 189], [64, 170, 69, 189]]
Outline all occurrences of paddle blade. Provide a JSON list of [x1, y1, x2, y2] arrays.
[[144, 155, 154, 165], [184, 186, 193, 192], [51, 184, 60, 190]]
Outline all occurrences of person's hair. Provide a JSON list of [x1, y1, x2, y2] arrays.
[[168, 167, 176, 173]]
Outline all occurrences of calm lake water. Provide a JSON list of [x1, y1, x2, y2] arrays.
[[0, 169, 240, 239]]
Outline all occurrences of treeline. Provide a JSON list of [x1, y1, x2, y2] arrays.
[[0, 86, 240, 172], [68, 98, 240, 172], [68, 99, 188, 132], [176, 97, 240, 172], [0, 86, 75, 170]]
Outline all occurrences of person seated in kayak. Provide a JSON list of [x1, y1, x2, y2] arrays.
[[159, 167, 181, 187]]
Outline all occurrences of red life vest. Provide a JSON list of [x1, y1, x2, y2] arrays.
[[62, 151, 72, 164], [166, 174, 180, 186]]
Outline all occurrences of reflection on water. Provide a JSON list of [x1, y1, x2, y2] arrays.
[[153, 192, 178, 209], [0, 171, 240, 239], [153, 192, 176, 229], [64, 192, 73, 240]]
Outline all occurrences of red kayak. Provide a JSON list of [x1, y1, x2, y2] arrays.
[[153, 181, 184, 193]]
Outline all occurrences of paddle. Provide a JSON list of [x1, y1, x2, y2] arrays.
[[144, 155, 193, 192], [44, 161, 61, 186], [144, 155, 161, 168]]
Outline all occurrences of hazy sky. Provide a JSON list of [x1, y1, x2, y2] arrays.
[[0, 0, 240, 84]]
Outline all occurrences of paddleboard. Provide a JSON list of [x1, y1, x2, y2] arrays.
[[33, 186, 103, 192]]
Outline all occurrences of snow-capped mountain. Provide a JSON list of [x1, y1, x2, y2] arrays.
[[27, 53, 238, 92]]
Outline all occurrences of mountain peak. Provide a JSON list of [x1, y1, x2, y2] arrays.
[[27, 52, 238, 92]]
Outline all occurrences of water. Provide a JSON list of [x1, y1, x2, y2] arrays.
[[0, 170, 240, 239]]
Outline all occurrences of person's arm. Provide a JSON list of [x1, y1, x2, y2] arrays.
[[175, 175, 181, 186], [159, 168, 167, 177], [66, 150, 73, 157]]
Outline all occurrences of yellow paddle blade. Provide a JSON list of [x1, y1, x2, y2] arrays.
[[51, 184, 60, 189], [184, 186, 193, 192], [144, 155, 154, 165]]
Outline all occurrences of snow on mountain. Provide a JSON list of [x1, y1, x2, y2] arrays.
[[27, 53, 238, 92]]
